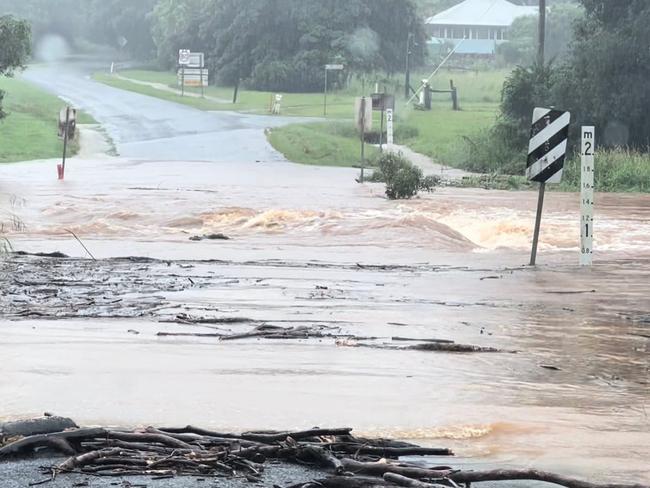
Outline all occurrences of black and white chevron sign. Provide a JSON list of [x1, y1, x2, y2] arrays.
[[526, 108, 571, 183]]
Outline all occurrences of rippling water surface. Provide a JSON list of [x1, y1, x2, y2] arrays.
[[1, 158, 648, 483]]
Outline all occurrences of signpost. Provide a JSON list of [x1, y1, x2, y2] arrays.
[[179, 50, 205, 96], [178, 49, 190, 96], [324, 64, 344, 116], [580, 126, 595, 266], [526, 107, 571, 265], [386, 108, 394, 145], [57, 106, 76, 180], [355, 97, 372, 183]]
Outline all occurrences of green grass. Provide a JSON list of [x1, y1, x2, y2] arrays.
[[268, 122, 378, 167], [560, 149, 650, 193], [0, 76, 95, 163]]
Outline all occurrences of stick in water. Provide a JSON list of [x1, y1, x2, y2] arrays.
[[65, 229, 97, 261]]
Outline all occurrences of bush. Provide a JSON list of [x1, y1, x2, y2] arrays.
[[377, 152, 423, 199]]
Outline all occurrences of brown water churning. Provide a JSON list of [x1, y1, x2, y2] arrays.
[[1, 158, 649, 484]]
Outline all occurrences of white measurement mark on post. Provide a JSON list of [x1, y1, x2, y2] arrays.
[[580, 126, 595, 265], [386, 109, 394, 145]]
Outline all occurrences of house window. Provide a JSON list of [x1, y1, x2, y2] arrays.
[[476, 27, 489, 39]]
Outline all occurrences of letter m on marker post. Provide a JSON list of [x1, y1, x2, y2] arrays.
[[526, 108, 571, 184]]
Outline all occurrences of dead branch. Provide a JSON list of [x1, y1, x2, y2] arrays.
[[340, 459, 453, 479], [383, 473, 450, 488], [449, 469, 650, 488], [0, 428, 106, 457]]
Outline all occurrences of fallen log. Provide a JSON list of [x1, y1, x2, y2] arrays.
[[328, 445, 453, 457], [241, 428, 353, 443], [383, 473, 450, 488], [58, 448, 123, 472], [340, 459, 453, 479], [316, 476, 395, 488], [297, 445, 344, 474], [0, 428, 106, 457], [449, 469, 650, 488], [107, 431, 195, 450], [144, 426, 261, 448], [0, 416, 78, 439]]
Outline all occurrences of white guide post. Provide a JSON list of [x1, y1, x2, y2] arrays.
[[386, 109, 394, 145]]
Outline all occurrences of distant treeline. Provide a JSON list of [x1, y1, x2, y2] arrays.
[[0, 0, 427, 92]]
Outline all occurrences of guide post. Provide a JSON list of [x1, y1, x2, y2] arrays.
[[386, 108, 394, 145], [526, 107, 571, 266], [580, 126, 595, 265]]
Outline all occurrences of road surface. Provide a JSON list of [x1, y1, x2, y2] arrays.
[[23, 61, 300, 162]]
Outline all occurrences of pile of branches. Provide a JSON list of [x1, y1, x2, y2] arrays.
[[0, 425, 450, 482], [1, 420, 647, 488]]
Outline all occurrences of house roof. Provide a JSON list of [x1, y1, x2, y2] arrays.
[[426, 0, 538, 27]]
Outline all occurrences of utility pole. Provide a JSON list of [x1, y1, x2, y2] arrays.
[[538, 0, 546, 66], [405, 33, 413, 99]]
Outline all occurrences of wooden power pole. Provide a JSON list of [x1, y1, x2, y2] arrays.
[[538, 0, 546, 66]]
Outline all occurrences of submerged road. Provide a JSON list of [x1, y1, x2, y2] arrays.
[[23, 62, 299, 162]]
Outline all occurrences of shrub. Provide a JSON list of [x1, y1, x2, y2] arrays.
[[420, 175, 441, 192], [377, 152, 423, 199]]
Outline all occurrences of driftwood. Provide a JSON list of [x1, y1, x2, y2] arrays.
[[383, 473, 450, 488], [449, 469, 650, 488], [155, 323, 501, 354], [1, 421, 646, 488], [340, 459, 453, 478], [0, 416, 78, 439], [0, 428, 106, 457]]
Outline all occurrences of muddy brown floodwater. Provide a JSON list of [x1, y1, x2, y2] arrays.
[[1, 158, 649, 484]]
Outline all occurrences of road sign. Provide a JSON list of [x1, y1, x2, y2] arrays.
[[187, 52, 205, 68], [527, 107, 571, 266], [580, 126, 595, 265], [371, 93, 395, 112], [325, 64, 344, 70], [386, 109, 394, 145], [177, 68, 208, 87], [178, 49, 191, 66], [526, 107, 571, 183]]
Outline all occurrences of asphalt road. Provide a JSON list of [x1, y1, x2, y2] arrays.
[[23, 61, 300, 162]]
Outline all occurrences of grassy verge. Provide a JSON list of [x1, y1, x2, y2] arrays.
[[0, 76, 95, 163], [268, 122, 378, 167], [94, 70, 356, 118], [560, 149, 650, 193]]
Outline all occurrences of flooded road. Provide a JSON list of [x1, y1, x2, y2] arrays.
[[1, 64, 649, 484]]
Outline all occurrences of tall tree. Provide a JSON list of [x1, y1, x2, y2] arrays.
[[85, 0, 158, 60], [152, 0, 427, 92], [553, 0, 650, 147], [0, 15, 32, 119]]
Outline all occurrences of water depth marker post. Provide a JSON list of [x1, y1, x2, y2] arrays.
[[580, 126, 595, 265]]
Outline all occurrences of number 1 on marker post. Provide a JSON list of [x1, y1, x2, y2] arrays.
[[580, 127, 595, 266]]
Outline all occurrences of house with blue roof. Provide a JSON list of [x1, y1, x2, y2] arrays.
[[426, 0, 538, 56]]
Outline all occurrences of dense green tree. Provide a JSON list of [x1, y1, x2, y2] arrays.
[[84, 0, 158, 60], [0, 15, 31, 119], [0, 0, 83, 44], [497, 0, 650, 155], [152, 0, 426, 92], [497, 3, 582, 65]]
